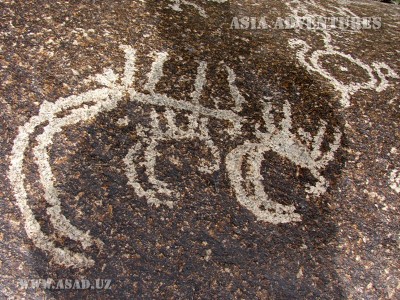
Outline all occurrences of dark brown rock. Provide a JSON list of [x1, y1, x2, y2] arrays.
[[0, 0, 399, 299]]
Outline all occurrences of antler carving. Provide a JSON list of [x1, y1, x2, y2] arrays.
[[9, 43, 342, 269], [226, 100, 342, 224], [257, 100, 342, 195]]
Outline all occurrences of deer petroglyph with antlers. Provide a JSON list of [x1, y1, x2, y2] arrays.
[[9, 45, 342, 268]]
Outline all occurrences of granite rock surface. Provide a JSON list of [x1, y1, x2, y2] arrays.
[[0, 0, 399, 299]]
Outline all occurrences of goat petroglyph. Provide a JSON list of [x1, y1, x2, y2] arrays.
[[286, 1, 399, 108], [8, 45, 342, 268], [289, 35, 399, 108]]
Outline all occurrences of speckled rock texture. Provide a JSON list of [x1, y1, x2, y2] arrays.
[[0, 0, 399, 299]]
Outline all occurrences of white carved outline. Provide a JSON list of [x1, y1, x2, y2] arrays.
[[289, 35, 399, 108], [286, 1, 399, 108], [226, 100, 342, 224], [8, 45, 342, 268]]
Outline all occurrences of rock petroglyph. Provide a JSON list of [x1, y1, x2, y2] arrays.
[[286, 1, 399, 107], [9, 45, 342, 268]]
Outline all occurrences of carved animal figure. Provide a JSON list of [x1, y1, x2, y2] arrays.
[[9, 45, 342, 268]]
